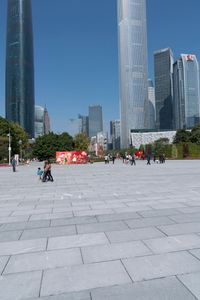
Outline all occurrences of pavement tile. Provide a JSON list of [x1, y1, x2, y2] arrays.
[[28, 291, 90, 300], [178, 272, 200, 300], [91, 277, 196, 300], [0, 230, 22, 242], [96, 212, 140, 222], [138, 209, 180, 218], [77, 221, 128, 234], [0, 271, 42, 300], [106, 227, 165, 243], [4, 248, 82, 274], [170, 213, 200, 224], [20, 225, 76, 240], [0, 220, 51, 232], [11, 208, 52, 216], [51, 216, 97, 227], [74, 209, 114, 217], [122, 251, 200, 282], [0, 215, 30, 224], [29, 212, 73, 221], [81, 240, 151, 263], [48, 232, 109, 250], [0, 238, 47, 255], [41, 261, 131, 296], [144, 234, 200, 254], [158, 222, 200, 236], [125, 216, 175, 229]]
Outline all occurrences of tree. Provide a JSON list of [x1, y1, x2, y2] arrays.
[[173, 129, 191, 144], [190, 124, 200, 145], [33, 132, 73, 161], [154, 138, 169, 145], [74, 133, 90, 151], [0, 116, 28, 157]]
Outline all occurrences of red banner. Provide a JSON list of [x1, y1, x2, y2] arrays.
[[56, 151, 87, 164]]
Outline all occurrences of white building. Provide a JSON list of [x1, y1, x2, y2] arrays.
[[130, 131, 176, 149]]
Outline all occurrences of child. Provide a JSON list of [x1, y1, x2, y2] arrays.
[[37, 167, 43, 180]]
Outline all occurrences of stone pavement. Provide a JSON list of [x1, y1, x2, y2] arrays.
[[1, 160, 200, 299]]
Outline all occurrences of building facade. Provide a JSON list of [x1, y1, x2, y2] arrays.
[[78, 115, 89, 137], [148, 79, 156, 130], [117, 0, 149, 149], [88, 105, 103, 138], [6, 0, 35, 137], [44, 107, 50, 134], [35, 106, 44, 138], [110, 120, 121, 149], [173, 54, 200, 129], [154, 48, 174, 130]]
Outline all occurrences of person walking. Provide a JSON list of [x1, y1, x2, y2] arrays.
[[112, 155, 116, 164], [131, 154, 136, 166], [11, 157, 17, 172], [42, 160, 54, 182], [147, 154, 151, 165]]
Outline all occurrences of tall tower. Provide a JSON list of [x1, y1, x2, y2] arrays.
[[88, 105, 103, 138], [154, 48, 173, 130], [6, 0, 35, 137], [173, 54, 200, 129], [117, 0, 149, 149]]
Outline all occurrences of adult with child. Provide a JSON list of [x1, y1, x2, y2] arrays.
[[42, 160, 54, 182]]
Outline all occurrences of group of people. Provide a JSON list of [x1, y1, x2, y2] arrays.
[[37, 160, 54, 182], [104, 154, 117, 164]]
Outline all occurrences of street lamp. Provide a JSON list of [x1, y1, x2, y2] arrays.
[[19, 140, 22, 162], [7, 129, 11, 166]]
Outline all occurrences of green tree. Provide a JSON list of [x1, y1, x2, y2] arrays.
[[173, 129, 191, 144], [0, 116, 28, 157], [74, 133, 89, 151], [33, 132, 73, 161], [190, 124, 200, 145]]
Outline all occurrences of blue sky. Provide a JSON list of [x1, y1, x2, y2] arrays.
[[0, 0, 200, 133]]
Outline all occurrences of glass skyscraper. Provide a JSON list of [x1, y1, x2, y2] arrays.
[[173, 54, 200, 129], [154, 48, 173, 130], [148, 79, 156, 130], [88, 105, 103, 138], [6, 0, 35, 137], [117, 0, 149, 149]]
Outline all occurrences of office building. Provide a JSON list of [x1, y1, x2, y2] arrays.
[[117, 0, 149, 148], [6, 0, 35, 137], [110, 120, 121, 149], [88, 105, 103, 138], [78, 114, 89, 137], [148, 79, 156, 129], [154, 48, 174, 130], [35, 106, 44, 138], [173, 54, 200, 129], [44, 107, 50, 134]]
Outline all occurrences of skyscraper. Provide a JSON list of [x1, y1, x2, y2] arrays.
[[6, 0, 35, 137], [110, 120, 121, 150], [117, 0, 149, 149], [154, 48, 173, 130], [173, 54, 200, 129], [44, 107, 50, 134], [88, 105, 103, 138], [35, 105, 44, 138], [148, 79, 156, 129], [78, 114, 89, 137]]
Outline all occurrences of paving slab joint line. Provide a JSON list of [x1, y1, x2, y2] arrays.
[[104, 231, 112, 244], [1, 255, 11, 275], [45, 237, 49, 251], [18, 228, 25, 240], [155, 225, 168, 237], [120, 259, 134, 283], [188, 249, 200, 262], [166, 215, 179, 224], [175, 275, 199, 300], [140, 239, 155, 255], [39, 270, 44, 298]]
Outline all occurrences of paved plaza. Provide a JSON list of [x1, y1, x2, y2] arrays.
[[1, 160, 200, 299]]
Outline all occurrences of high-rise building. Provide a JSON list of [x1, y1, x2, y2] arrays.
[[35, 106, 44, 138], [78, 115, 89, 137], [6, 0, 35, 137], [88, 105, 103, 138], [44, 107, 50, 134], [117, 0, 149, 149], [148, 79, 156, 130], [110, 120, 121, 149], [154, 48, 173, 130], [173, 54, 200, 129]]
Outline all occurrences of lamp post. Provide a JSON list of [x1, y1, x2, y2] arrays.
[[19, 140, 22, 162], [7, 129, 11, 165]]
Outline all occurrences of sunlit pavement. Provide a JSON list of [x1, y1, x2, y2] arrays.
[[1, 160, 200, 299]]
